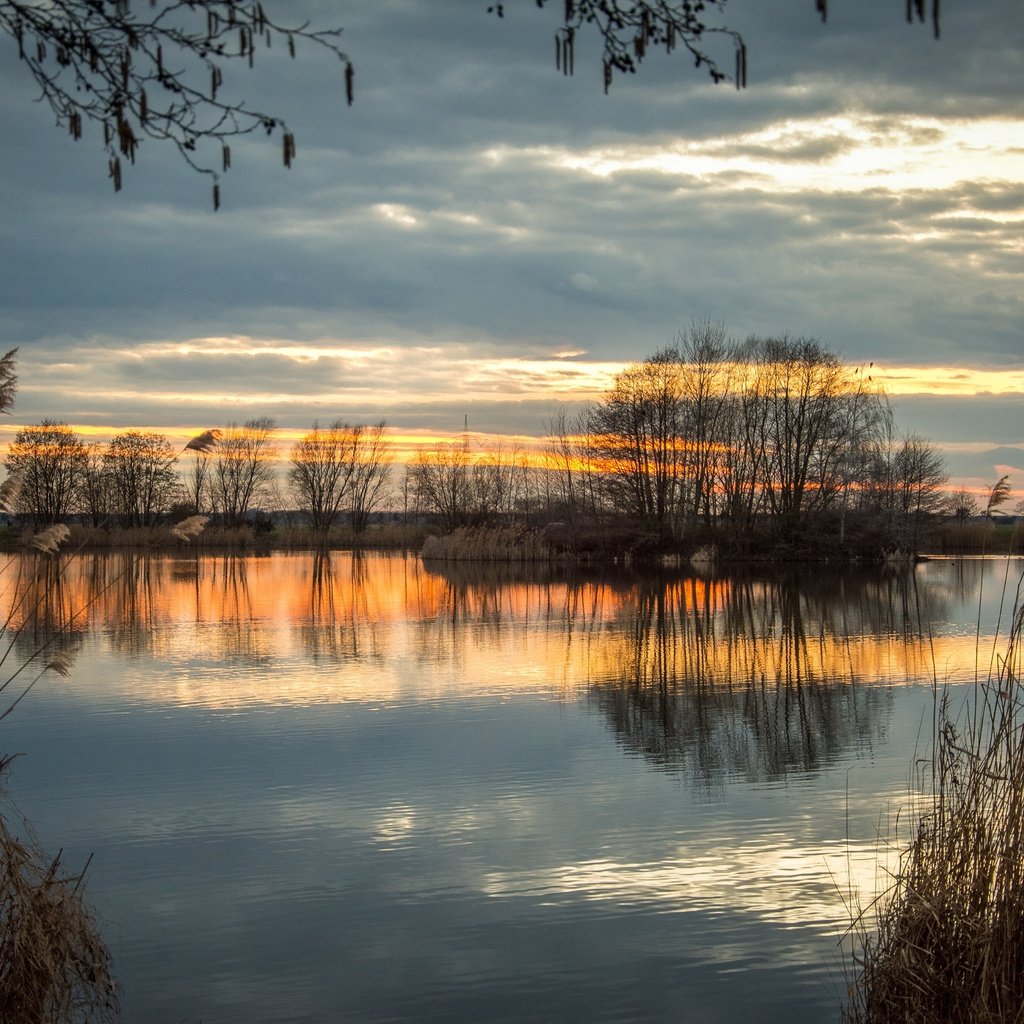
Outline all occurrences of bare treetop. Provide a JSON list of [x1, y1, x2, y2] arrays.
[[491, 0, 746, 92], [2, 1, 946, 207], [1, 0, 353, 207]]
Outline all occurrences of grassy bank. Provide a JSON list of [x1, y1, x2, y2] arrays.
[[0, 522, 431, 554], [0, 516, 1016, 562]]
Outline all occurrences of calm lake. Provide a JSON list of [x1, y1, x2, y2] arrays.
[[2, 551, 1020, 1024]]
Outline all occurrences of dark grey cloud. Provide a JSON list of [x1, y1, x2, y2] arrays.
[[0, 0, 1020, 484]]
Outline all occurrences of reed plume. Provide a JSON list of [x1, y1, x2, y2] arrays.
[[183, 429, 220, 454], [170, 515, 209, 543], [43, 650, 76, 679], [29, 525, 71, 555], [0, 473, 22, 513]]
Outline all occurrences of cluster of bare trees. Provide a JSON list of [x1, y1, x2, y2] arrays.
[[5, 422, 182, 527], [0, 328, 977, 551], [544, 325, 951, 548], [287, 421, 392, 535], [383, 326, 958, 552], [404, 440, 533, 532], [4, 416, 394, 533]]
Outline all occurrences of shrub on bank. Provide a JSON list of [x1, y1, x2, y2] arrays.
[[0, 787, 118, 1023]]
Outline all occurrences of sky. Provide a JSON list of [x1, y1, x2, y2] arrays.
[[0, 0, 1021, 495]]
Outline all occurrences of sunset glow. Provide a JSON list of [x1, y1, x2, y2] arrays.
[[8, 552, 987, 711], [550, 115, 1024, 196]]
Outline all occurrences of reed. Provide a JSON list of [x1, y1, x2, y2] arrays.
[[0, 795, 118, 1023], [421, 526, 557, 562], [843, 574, 1024, 1023]]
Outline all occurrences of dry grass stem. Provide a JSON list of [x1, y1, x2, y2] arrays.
[[0, 808, 118, 1023], [844, 575, 1024, 1024]]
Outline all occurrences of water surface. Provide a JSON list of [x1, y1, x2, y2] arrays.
[[2, 552, 1019, 1023]]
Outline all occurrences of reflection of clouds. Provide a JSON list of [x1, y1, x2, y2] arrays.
[[482, 835, 899, 935], [373, 804, 418, 849]]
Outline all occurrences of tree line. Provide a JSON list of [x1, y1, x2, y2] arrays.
[[3, 327, 1009, 553], [542, 325, 952, 552], [3, 417, 393, 534], [399, 327, 962, 554], [397, 327, 992, 556]]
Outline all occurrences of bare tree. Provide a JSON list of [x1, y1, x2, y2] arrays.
[[78, 442, 113, 527], [346, 422, 393, 534], [504, 0, 746, 93], [409, 440, 472, 532], [468, 443, 532, 522], [289, 420, 356, 535], [212, 416, 278, 527], [495, 1, 941, 94], [544, 405, 580, 520], [744, 336, 864, 534], [103, 429, 180, 526], [181, 448, 213, 515], [890, 434, 948, 549], [3, 2, 948, 204], [947, 487, 980, 524], [675, 319, 735, 529], [586, 354, 686, 535], [4, 420, 87, 526]]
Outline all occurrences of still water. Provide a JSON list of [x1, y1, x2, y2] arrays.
[[2, 552, 1020, 1023]]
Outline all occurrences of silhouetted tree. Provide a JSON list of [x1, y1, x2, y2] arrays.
[[409, 439, 472, 532], [947, 487, 979, 524], [345, 422, 393, 534], [78, 442, 112, 527], [4, 420, 87, 526], [212, 416, 278, 527], [289, 420, 354, 534], [103, 429, 179, 527]]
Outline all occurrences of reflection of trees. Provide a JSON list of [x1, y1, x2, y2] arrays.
[[587, 572, 919, 796], [414, 560, 626, 675], [205, 556, 274, 666], [420, 560, 956, 796], [4, 555, 87, 678], [295, 550, 386, 665], [0, 551, 1003, 734]]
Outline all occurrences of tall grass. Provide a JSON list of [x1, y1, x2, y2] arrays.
[[844, 572, 1024, 1023], [0, 784, 118, 1022], [421, 525, 558, 562], [0, 545, 124, 1021]]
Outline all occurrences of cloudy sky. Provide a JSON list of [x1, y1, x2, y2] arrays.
[[0, 0, 1021, 492]]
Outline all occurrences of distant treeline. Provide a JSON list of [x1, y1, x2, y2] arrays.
[[2, 325, 1014, 558]]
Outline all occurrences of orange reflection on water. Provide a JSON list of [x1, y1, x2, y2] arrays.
[[0, 552, 982, 710]]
